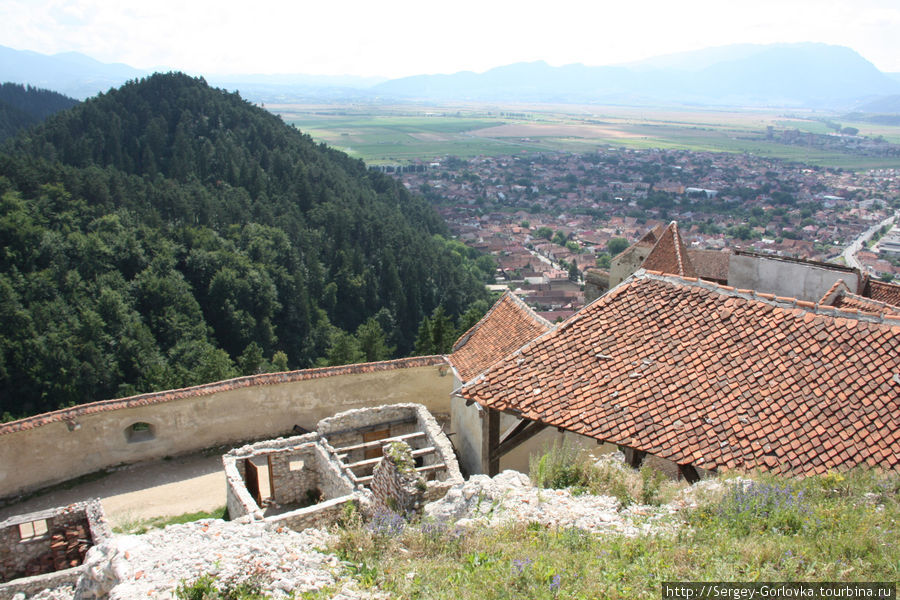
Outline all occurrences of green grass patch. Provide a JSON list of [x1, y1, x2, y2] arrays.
[[114, 506, 228, 535], [176, 461, 900, 599]]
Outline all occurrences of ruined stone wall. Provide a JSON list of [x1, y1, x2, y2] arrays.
[[310, 444, 355, 500], [0, 359, 452, 500], [268, 446, 321, 507], [0, 501, 109, 588], [263, 496, 356, 532], [371, 442, 424, 515]]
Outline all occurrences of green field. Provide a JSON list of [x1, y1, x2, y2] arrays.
[[272, 103, 900, 170]]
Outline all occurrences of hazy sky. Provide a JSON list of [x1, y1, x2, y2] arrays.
[[3, 0, 900, 78]]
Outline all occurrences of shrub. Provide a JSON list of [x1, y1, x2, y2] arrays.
[[714, 479, 809, 535], [529, 440, 592, 490]]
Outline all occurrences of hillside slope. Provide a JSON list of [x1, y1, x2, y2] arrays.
[[0, 82, 78, 142], [0, 73, 489, 418]]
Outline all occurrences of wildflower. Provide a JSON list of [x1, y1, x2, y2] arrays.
[[511, 558, 533, 574]]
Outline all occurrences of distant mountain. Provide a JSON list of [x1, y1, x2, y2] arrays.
[[204, 73, 388, 104], [0, 45, 146, 99], [0, 82, 78, 142], [374, 43, 900, 109], [855, 95, 900, 114]]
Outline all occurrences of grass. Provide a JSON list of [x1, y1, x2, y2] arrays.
[[529, 440, 678, 506], [114, 506, 228, 535], [325, 471, 899, 599], [176, 445, 900, 599]]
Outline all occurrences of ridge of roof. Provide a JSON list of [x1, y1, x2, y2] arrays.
[[448, 291, 555, 383], [818, 279, 852, 305], [638, 270, 900, 325], [0, 356, 448, 436], [451, 291, 552, 353], [641, 221, 697, 278], [611, 224, 665, 261]]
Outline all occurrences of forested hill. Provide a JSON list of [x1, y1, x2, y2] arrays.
[[0, 72, 490, 419], [0, 83, 78, 142]]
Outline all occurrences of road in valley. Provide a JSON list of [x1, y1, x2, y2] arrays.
[[840, 213, 897, 271]]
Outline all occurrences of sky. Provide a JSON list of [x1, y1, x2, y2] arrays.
[[3, 0, 900, 79]]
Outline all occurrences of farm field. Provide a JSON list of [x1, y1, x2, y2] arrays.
[[270, 103, 900, 170]]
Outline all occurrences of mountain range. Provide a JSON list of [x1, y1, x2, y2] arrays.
[[2, 42, 900, 110]]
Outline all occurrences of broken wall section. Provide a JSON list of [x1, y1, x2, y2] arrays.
[[319, 403, 463, 502], [223, 432, 356, 523], [0, 500, 110, 596]]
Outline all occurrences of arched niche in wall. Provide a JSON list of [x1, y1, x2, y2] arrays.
[[124, 422, 156, 443]]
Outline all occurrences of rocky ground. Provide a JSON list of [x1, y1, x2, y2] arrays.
[[16, 465, 732, 600]]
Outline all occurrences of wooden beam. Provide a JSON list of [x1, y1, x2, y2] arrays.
[[679, 464, 700, 484], [355, 463, 447, 485], [344, 446, 436, 471], [495, 420, 548, 458], [481, 407, 500, 476], [333, 431, 426, 456]]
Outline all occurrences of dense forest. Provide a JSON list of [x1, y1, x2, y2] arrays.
[[0, 83, 79, 143], [0, 73, 492, 419]]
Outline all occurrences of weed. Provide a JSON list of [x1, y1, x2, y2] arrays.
[[113, 506, 228, 535], [175, 574, 265, 600]]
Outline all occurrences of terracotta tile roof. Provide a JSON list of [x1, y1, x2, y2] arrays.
[[821, 279, 900, 316], [867, 279, 900, 307], [641, 222, 697, 278], [835, 294, 900, 316], [0, 356, 448, 436], [636, 224, 665, 247], [821, 280, 899, 317], [449, 291, 554, 383], [687, 249, 731, 282], [460, 271, 900, 476]]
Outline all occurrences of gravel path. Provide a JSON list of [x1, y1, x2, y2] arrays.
[[0, 452, 226, 529]]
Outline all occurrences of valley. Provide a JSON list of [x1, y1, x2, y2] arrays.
[[275, 103, 900, 170]]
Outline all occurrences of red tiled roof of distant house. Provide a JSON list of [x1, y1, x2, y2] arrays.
[[641, 222, 697, 278], [460, 271, 900, 476], [448, 291, 553, 383], [0, 356, 448, 436]]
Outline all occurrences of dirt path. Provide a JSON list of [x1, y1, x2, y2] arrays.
[[0, 451, 226, 529]]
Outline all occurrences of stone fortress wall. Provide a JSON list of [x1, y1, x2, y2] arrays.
[[0, 357, 453, 501]]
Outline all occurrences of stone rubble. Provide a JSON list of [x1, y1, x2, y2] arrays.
[[16, 469, 738, 599], [424, 470, 684, 537], [72, 518, 352, 600]]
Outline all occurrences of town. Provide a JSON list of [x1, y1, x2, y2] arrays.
[[395, 148, 900, 320]]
